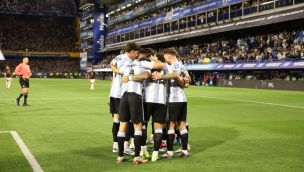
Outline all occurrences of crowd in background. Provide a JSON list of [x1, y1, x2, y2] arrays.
[[0, 16, 78, 52], [0, 0, 76, 15], [109, 0, 201, 30], [103, 28, 304, 67], [0, 58, 81, 78]]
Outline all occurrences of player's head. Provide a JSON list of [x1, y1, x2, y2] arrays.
[[139, 48, 155, 60], [23, 57, 29, 64], [156, 53, 165, 63], [163, 48, 179, 64], [5, 65, 10, 69], [125, 42, 141, 60]]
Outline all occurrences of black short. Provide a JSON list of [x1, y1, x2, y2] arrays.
[[168, 102, 187, 122], [144, 102, 166, 123], [110, 97, 121, 115], [119, 92, 144, 124], [19, 78, 29, 88]]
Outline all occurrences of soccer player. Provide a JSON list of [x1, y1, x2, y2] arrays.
[[109, 46, 132, 154], [116, 45, 163, 164], [15, 57, 32, 106], [4, 65, 12, 89], [88, 70, 96, 90], [142, 52, 169, 162], [152, 48, 189, 158]]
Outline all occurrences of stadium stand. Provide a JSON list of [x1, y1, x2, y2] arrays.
[[0, 16, 78, 52]]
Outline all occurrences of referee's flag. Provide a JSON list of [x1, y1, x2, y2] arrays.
[[0, 49, 5, 60]]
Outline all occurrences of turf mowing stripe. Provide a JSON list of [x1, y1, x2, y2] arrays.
[[10, 131, 44, 172], [0, 97, 108, 101], [0, 131, 11, 133], [1, 96, 303, 109], [192, 96, 304, 109]]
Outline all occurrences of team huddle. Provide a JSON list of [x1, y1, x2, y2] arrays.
[[109, 42, 191, 164]]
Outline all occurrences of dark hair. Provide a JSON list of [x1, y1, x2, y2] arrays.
[[139, 48, 155, 57], [125, 42, 141, 52], [163, 48, 179, 57], [156, 53, 165, 63]]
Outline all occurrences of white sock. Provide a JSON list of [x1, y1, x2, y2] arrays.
[[182, 150, 189, 155], [141, 146, 147, 152], [152, 151, 158, 156], [124, 141, 129, 149], [113, 142, 118, 148]]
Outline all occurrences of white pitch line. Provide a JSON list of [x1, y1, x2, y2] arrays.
[[0, 131, 11, 133], [191, 95, 304, 109], [7, 131, 44, 172]]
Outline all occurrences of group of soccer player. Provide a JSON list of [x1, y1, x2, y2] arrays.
[[108, 42, 191, 164]]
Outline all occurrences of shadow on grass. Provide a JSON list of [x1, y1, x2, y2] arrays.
[[189, 126, 239, 155]]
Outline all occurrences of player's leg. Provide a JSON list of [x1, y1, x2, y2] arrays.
[[16, 78, 24, 106], [116, 94, 130, 163], [22, 87, 29, 105], [7, 78, 12, 88], [140, 102, 151, 158], [5, 78, 8, 88], [151, 104, 166, 162], [124, 122, 134, 155], [129, 93, 148, 164], [177, 102, 189, 157], [110, 97, 120, 152]]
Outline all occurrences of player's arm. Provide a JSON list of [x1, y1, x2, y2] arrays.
[[149, 55, 164, 70], [111, 65, 120, 74], [121, 71, 151, 83], [152, 72, 185, 88], [141, 58, 164, 70]]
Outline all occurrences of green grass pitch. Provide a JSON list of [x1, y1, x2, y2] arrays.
[[0, 78, 304, 172]]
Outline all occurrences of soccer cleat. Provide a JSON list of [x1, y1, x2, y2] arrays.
[[112, 148, 118, 153], [160, 152, 173, 159], [130, 142, 135, 149], [116, 157, 125, 164], [174, 148, 182, 153], [151, 151, 159, 162], [133, 156, 148, 164], [124, 148, 135, 156], [160, 141, 167, 148], [140, 150, 150, 159], [16, 98, 20, 106], [175, 150, 189, 158]]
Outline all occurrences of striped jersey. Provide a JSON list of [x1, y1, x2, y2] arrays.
[[121, 60, 154, 96], [168, 61, 188, 103], [109, 54, 132, 98], [144, 63, 169, 104]]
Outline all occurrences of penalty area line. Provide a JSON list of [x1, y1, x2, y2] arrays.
[[0, 131, 44, 172]]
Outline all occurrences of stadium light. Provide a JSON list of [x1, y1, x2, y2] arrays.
[[121, 6, 126, 9], [0, 49, 5, 60], [127, 4, 131, 7]]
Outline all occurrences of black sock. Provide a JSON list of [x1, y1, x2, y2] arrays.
[[117, 132, 125, 157], [134, 130, 142, 157], [167, 130, 175, 151], [24, 95, 28, 104], [126, 123, 133, 141], [142, 124, 147, 146], [153, 129, 163, 151], [18, 93, 23, 99], [175, 128, 180, 142], [151, 123, 155, 134], [180, 129, 188, 150], [112, 121, 119, 142], [162, 128, 167, 141]]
